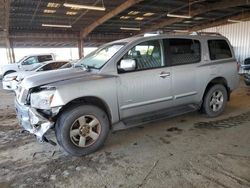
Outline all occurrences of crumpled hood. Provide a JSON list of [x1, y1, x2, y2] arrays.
[[21, 68, 95, 89]]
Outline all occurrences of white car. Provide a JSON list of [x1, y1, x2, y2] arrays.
[[2, 61, 70, 91], [0, 54, 55, 78]]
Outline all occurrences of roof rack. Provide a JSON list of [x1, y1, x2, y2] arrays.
[[191, 32, 222, 36], [133, 30, 163, 37]]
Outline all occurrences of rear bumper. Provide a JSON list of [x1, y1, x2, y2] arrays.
[[15, 100, 54, 141]]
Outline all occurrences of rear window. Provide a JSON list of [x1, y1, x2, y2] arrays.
[[165, 39, 201, 66], [38, 55, 53, 62], [208, 40, 232, 60]]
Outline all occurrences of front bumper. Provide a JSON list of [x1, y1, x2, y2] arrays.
[[15, 100, 54, 141]]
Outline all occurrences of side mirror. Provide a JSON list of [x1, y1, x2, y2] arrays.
[[118, 59, 136, 72]]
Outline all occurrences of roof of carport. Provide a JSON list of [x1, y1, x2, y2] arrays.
[[0, 0, 250, 48]]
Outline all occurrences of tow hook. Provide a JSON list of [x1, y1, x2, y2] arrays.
[[43, 136, 57, 146]]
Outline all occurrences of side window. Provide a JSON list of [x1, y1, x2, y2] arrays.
[[208, 40, 232, 60], [56, 61, 68, 68], [22, 56, 38, 65], [60, 63, 72, 69], [39, 62, 67, 71], [119, 40, 163, 72], [38, 64, 52, 71], [165, 38, 201, 66], [38, 55, 53, 62]]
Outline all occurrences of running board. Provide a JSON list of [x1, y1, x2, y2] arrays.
[[113, 104, 199, 131]]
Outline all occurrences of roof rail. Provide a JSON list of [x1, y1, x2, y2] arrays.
[[192, 32, 222, 36], [134, 30, 163, 37]]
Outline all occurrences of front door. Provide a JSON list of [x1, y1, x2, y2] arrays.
[[20, 56, 41, 71], [117, 40, 173, 119]]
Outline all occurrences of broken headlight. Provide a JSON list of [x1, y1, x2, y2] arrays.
[[30, 87, 56, 110]]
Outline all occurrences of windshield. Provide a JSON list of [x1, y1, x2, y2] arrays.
[[29, 64, 43, 71], [77, 43, 125, 69], [16, 56, 27, 64]]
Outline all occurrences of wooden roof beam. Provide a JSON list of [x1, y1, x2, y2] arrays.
[[189, 11, 250, 31], [141, 0, 250, 33], [80, 0, 143, 39], [4, 0, 10, 34]]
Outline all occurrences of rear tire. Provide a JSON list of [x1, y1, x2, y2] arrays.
[[55, 105, 110, 156], [202, 84, 228, 118]]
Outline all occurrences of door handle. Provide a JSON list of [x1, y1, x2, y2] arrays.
[[159, 72, 170, 78]]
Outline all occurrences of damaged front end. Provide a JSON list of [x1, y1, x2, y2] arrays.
[[15, 86, 61, 145]]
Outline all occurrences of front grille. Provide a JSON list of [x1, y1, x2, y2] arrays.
[[17, 87, 29, 104], [21, 89, 29, 104]]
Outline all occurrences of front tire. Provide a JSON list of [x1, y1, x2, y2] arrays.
[[55, 105, 110, 156], [202, 84, 228, 118]]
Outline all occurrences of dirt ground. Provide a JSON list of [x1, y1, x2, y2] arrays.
[[0, 79, 250, 188]]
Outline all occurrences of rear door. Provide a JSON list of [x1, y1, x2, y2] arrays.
[[163, 38, 201, 106], [117, 39, 173, 119]]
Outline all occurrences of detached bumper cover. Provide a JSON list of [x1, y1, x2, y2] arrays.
[[15, 100, 54, 141]]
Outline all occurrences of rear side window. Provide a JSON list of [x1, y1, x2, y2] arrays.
[[208, 40, 232, 60], [38, 55, 53, 62], [165, 39, 201, 66]]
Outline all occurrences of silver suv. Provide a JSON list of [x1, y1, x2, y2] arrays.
[[15, 33, 239, 156]]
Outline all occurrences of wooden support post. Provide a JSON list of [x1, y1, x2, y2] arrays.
[[5, 37, 13, 64], [78, 39, 84, 59], [10, 39, 15, 63]]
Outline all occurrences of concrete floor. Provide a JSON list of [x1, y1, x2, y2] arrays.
[[0, 79, 250, 188]]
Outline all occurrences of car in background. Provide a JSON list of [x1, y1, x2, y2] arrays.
[[0, 54, 55, 78], [244, 73, 250, 86], [2, 60, 71, 91], [240, 57, 250, 86], [241, 57, 250, 71]]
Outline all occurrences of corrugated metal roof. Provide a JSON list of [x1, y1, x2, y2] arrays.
[[0, 0, 250, 47]]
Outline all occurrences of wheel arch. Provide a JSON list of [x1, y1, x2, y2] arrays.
[[203, 77, 231, 102], [3, 70, 16, 77], [56, 96, 112, 126]]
